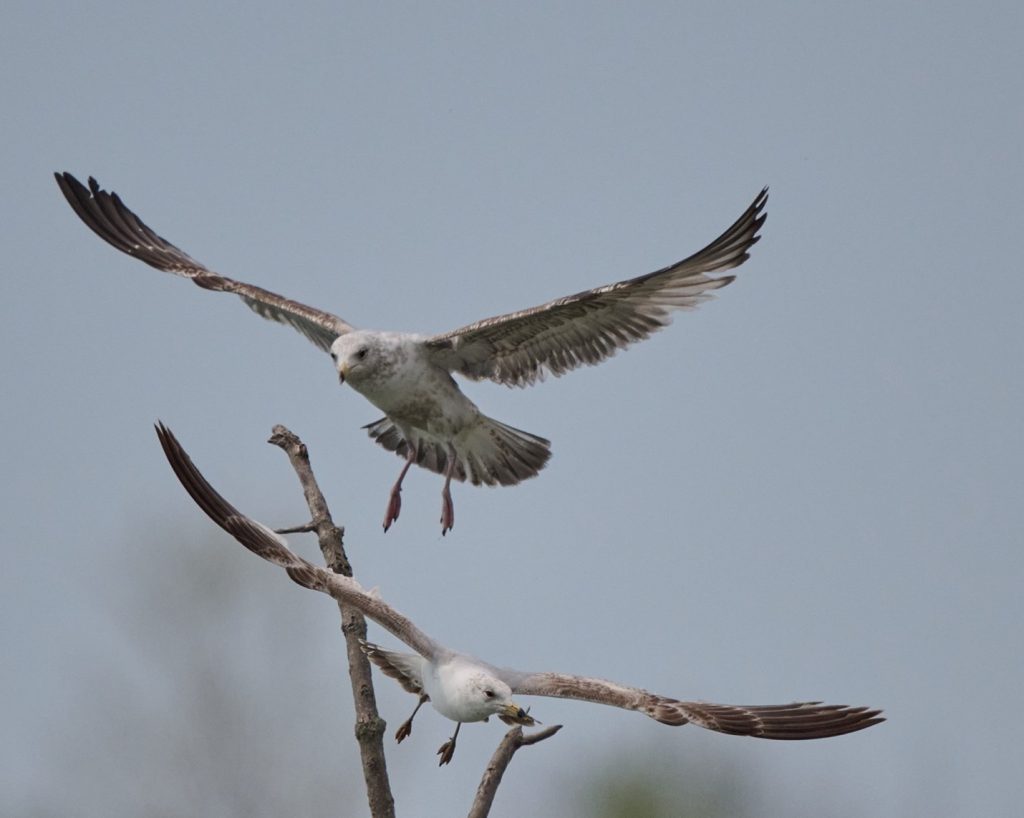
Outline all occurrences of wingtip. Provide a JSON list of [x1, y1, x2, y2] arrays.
[[53, 171, 104, 198], [54, 170, 77, 195], [751, 186, 769, 217], [153, 421, 182, 467]]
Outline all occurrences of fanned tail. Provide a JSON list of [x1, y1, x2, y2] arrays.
[[364, 415, 551, 487]]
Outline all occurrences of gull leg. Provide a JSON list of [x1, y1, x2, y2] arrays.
[[384, 446, 416, 532], [437, 721, 461, 766], [440, 444, 457, 536], [395, 694, 428, 743]]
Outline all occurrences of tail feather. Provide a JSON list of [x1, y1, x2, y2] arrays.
[[364, 415, 551, 487], [359, 640, 426, 696]]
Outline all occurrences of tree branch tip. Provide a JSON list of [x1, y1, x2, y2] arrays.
[[267, 425, 303, 453], [274, 522, 317, 534], [468, 724, 564, 817], [519, 724, 563, 746]]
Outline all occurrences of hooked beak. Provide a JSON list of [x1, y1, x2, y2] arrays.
[[500, 702, 538, 726], [337, 364, 348, 384]]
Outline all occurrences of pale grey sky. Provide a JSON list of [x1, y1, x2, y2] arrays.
[[2, 2, 1022, 816]]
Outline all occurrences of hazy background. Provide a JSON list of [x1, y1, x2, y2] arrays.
[[2, 2, 1021, 816]]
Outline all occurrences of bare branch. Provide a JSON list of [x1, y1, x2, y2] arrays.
[[267, 425, 396, 818], [274, 522, 318, 534], [467, 725, 563, 818]]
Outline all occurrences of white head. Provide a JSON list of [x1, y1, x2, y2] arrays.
[[455, 670, 534, 725], [330, 332, 391, 388]]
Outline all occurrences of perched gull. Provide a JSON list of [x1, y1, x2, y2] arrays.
[[60, 172, 767, 534], [155, 423, 884, 765]]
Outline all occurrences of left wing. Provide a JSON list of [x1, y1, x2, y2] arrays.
[[500, 670, 883, 739], [423, 188, 767, 387]]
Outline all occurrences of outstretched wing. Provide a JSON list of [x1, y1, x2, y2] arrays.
[[56, 173, 354, 351], [424, 189, 767, 387], [499, 670, 883, 740], [154, 423, 447, 662]]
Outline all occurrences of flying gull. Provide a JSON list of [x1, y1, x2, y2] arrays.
[[155, 423, 883, 765], [59, 172, 767, 534]]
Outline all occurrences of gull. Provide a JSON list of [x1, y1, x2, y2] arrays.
[[59, 172, 767, 534], [155, 423, 884, 765]]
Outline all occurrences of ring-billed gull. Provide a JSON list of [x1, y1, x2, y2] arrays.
[[155, 423, 883, 765], [58, 172, 765, 534]]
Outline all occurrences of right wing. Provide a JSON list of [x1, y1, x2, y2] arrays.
[[56, 172, 353, 352]]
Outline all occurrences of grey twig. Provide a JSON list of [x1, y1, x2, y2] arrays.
[[467, 725, 563, 818], [267, 425, 395, 818], [274, 522, 318, 534]]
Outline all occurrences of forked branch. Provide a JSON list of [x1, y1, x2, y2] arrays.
[[266, 425, 396, 818], [468, 726, 564, 818]]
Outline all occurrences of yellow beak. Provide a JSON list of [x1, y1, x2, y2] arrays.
[[501, 702, 537, 726]]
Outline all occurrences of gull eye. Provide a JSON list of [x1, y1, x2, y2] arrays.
[[484, 689, 495, 699], [330, 351, 337, 361], [356, 347, 368, 360]]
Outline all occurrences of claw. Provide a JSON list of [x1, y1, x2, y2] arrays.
[[436, 738, 456, 766], [383, 487, 401, 532], [396, 695, 426, 743], [437, 721, 460, 765], [440, 443, 457, 535], [440, 486, 454, 536], [383, 447, 416, 533]]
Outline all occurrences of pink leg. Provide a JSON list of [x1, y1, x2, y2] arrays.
[[383, 446, 416, 532], [440, 444, 457, 536]]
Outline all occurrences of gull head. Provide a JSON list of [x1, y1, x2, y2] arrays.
[[330, 332, 395, 389], [443, 668, 533, 725]]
